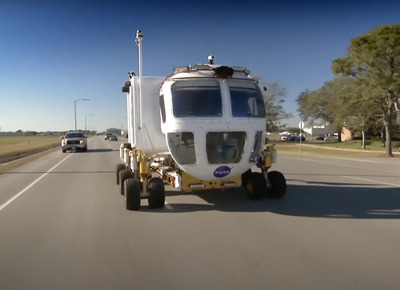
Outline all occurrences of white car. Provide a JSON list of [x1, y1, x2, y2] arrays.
[[280, 135, 289, 141]]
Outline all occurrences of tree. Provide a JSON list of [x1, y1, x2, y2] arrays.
[[336, 84, 378, 149], [296, 78, 353, 124], [257, 78, 293, 130], [331, 24, 400, 157], [286, 127, 301, 134], [296, 76, 357, 141]]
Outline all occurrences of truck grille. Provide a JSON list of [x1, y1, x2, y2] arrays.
[[67, 141, 79, 145]]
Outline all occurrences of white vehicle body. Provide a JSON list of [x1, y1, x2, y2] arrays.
[[116, 30, 286, 211], [124, 65, 269, 181]]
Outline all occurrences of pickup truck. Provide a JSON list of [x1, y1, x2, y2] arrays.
[[60, 131, 88, 152]]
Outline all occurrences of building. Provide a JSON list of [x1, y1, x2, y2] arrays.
[[303, 125, 334, 138]]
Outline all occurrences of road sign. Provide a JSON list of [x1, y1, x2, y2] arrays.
[[299, 121, 304, 130]]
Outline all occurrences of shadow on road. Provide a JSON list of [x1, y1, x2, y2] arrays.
[[85, 148, 114, 153], [140, 183, 400, 219]]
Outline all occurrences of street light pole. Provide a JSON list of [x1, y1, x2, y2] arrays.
[[74, 99, 90, 130], [89, 120, 95, 132], [85, 114, 93, 131]]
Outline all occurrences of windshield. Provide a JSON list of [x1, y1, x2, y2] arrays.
[[171, 80, 222, 118], [229, 80, 265, 118], [65, 133, 84, 138]]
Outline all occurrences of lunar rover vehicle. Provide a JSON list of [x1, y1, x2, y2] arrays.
[[116, 30, 287, 211]]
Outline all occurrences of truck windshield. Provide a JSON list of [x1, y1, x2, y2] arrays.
[[171, 80, 222, 118], [65, 133, 84, 138], [228, 80, 265, 118]]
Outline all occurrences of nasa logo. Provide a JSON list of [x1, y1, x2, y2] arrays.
[[213, 166, 231, 178]]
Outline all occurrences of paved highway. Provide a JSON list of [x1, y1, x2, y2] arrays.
[[1, 137, 400, 290]]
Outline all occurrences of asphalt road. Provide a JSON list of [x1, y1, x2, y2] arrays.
[[1, 137, 400, 290]]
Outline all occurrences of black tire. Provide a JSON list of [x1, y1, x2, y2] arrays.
[[82, 147, 87, 152], [267, 171, 287, 199], [245, 172, 267, 200], [116, 163, 126, 185], [241, 169, 252, 188], [148, 177, 165, 209], [62, 149, 66, 153], [119, 169, 133, 195], [124, 178, 141, 210]]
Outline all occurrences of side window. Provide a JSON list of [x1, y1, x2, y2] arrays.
[[229, 81, 266, 118], [248, 97, 257, 117], [160, 94, 166, 123]]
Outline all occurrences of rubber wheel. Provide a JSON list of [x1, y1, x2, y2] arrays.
[[241, 169, 252, 188], [245, 172, 267, 200], [119, 169, 133, 195], [148, 177, 165, 209], [62, 149, 66, 153], [82, 147, 87, 152], [124, 178, 141, 210], [116, 163, 126, 185], [267, 171, 287, 199]]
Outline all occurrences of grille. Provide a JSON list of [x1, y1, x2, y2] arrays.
[[67, 140, 80, 145]]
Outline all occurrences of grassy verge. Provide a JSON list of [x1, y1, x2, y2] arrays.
[[0, 147, 60, 174], [0, 136, 61, 164], [274, 141, 400, 158], [313, 140, 400, 151]]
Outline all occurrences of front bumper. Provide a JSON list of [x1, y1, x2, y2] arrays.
[[61, 144, 86, 150]]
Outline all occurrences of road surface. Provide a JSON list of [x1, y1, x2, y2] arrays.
[[1, 137, 400, 290]]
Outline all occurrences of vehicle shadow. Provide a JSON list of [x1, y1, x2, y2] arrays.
[[85, 148, 114, 153], [140, 183, 400, 219]]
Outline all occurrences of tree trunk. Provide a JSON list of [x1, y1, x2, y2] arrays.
[[380, 130, 385, 147], [337, 131, 342, 142], [361, 130, 366, 149], [384, 118, 393, 157]]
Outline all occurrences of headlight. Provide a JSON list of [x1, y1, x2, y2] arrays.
[[79, 140, 85, 144]]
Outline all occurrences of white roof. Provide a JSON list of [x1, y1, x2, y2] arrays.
[[168, 63, 254, 80]]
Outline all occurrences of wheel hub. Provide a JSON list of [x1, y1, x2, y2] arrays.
[[246, 181, 254, 195]]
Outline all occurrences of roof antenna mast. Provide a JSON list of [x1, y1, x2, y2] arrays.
[[135, 30, 144, 129]]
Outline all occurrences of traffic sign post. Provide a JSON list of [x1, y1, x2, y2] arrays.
[[298, 121, 304, 156]]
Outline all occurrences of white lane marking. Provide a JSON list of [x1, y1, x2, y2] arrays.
[[0, 154, 73, 212], [341, 175, 400, 188], [283, 156, 400, 175], [165, 202, 173, 210]]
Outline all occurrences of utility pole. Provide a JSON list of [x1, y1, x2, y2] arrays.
[[74, 99, 90, 130], [85, 114, 93, 131]]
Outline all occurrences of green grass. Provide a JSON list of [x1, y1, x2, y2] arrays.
[[273, 141, 399, 157], [311, 140, 400, 151], [0, 136, 60, 164]]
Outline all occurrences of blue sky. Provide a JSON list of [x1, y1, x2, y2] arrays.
[[0, 1, 399, 132]]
